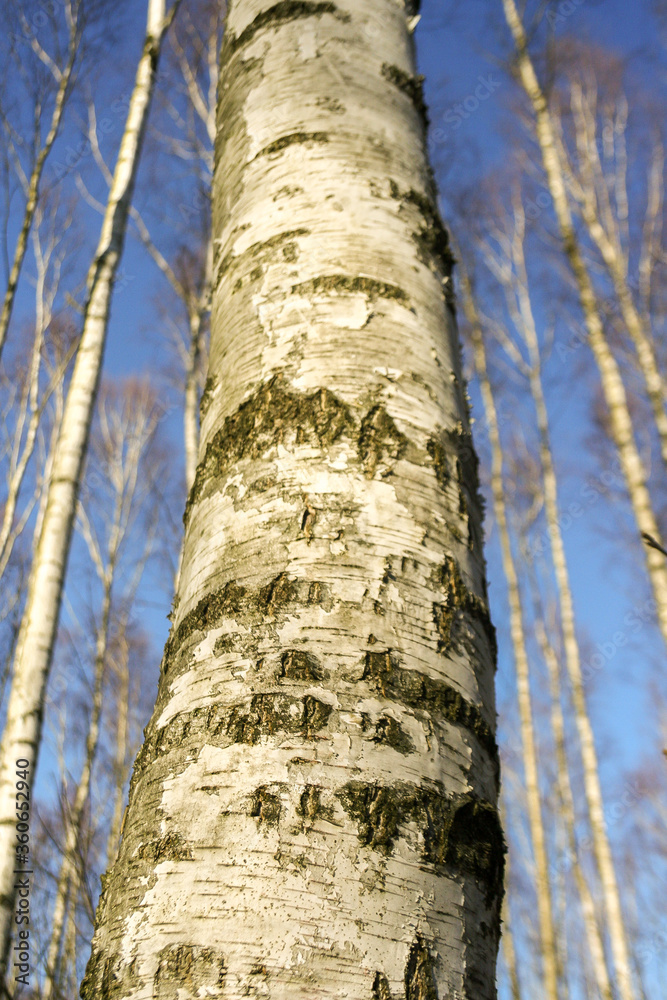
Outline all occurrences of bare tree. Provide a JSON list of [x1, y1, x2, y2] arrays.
[[41, 379, 162, 1000], [457, 252, 560, 1000], [501, 0, 667, 682], [0, 0, 83, 359], [0, 0, 180, 981]]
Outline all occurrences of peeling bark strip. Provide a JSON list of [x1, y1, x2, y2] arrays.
[[83, 1, 500, 997]]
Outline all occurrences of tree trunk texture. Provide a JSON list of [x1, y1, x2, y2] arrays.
[[81, 2, 502, 999]]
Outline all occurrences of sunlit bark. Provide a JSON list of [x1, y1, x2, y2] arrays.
[[82, 2, 502, 997]]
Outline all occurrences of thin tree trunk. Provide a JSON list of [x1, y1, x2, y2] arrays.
[[458, 260, 559, 1000], [82, 3, 502, 998], [483, 163, 633, 1000], [501, 0, 667, 662], [501, 896, 522, 1000], [42, 567, 114, 1000], [0, 0, 178, 980], [532, 613, 613, 1000], [563, 82, 667, 469], [498, 802, 522, 1000], [103, 636, 130, 871], [527, 345, 633, 1000], [184, 241, 213, 494], [0, 9, 79, 360]]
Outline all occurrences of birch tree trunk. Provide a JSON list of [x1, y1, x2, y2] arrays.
[[0, 2, 80, 361], [81, 2, 503, 998], [477, 167, 634, 1000], [43, 562, 115, 1000], [501, 0, 667, 662], [458, 259, 559, 1000], [0, 0, 178, 982]]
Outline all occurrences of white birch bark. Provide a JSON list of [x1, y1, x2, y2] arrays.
[[458, 259, 559, 1000], [0, 0, 178, 980], [82, 2, 502, 998]]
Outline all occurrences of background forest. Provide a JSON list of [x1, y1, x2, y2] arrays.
[[0, 0, 665, 997]]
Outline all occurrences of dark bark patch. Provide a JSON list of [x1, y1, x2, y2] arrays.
[[227, 692, 332, 744], [336, 782, 409, 852], [184, 375, 354, 521], [297, 784, 333, 822], [428, 427, 485, 552], [135, 693, 334, 784], [432, 556, 497, 664], [298, 784, 321, 820], [405, 937, 438, 1000], [154, 944, 225, 999], [199, 374, 217, 419], [258, 571, 299, 614], [316, 95, 346, 113], [280, 648, 324, 681], [372, 971, 393, 999], [80, 952, 140, 1000], [226, 1, 350, 56], [164, 581, 247, 666], [213, 633, 240, 656], [292, 274, 410, 306], [159, 575, 336, 688], [362, 649, 497, 768], [137, 832, 194, 863], [358, 405, 408, 478], [443, 799, 505, 907], [251, 786, 282, 825], [227, 693, 305, 743], [303, 693, 333, 734], [372, 715, 415, 755], [256, 132, 329, 157], [389, 184, 454, 279], [381, 63, 429, 130], [426, 435, 448, 492]]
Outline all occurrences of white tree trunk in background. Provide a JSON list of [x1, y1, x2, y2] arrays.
[[501, 3, 642, 998], [81, 2, 502, 998], [0, 3, 79, 361], [459, 262, 559, 1000], [501, 0, 667, 661], [0, 0, 177, 981]]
